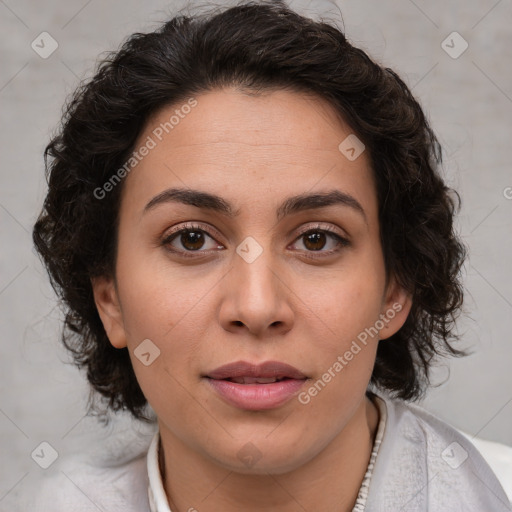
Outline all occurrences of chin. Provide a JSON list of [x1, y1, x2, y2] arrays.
[[207, 435, 318, 476]]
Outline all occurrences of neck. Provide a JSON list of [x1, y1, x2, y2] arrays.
[[158, 395, 379, 512]]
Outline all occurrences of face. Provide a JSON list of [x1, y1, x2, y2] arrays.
[[92, 87, 411, 474]]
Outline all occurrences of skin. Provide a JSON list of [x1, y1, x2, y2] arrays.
[[92, 87, 412, 512]]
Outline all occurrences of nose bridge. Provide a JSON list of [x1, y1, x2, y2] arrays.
[[234, 234, 279, 304]]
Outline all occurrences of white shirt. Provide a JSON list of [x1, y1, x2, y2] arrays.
[[24, 392, 512, 511]]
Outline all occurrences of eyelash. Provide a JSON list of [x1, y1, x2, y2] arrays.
[[161, 222, 350, 260]]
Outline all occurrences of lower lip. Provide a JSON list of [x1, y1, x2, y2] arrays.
[[205, 378, 307, 410]]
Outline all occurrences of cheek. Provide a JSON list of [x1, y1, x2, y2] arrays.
[[120, 275, 208, 374], [115, 238, 207, 340], [299, 282, 381, 411], [307, 266, 385, 345], [296, 256, 385, 401], [114, 246, 213, 400]]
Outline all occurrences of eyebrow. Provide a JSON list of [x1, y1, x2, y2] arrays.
[[143, 187, 367, 223]]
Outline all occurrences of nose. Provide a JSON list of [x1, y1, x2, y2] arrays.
[[218, 242, 294, 338]]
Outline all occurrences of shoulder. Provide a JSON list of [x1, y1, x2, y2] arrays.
[[365, 393, 512, 511], [22, 450, 150, 512], [21, 419, 157, 512]]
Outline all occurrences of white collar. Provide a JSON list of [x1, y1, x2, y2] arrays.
[[147, 431, 172, 512]]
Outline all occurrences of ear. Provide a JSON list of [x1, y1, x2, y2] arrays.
[[90, 275, 127, 349], [379, 275, 412, 340]]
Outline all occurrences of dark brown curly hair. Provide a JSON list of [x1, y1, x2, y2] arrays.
[[32, 0, 467, 422]]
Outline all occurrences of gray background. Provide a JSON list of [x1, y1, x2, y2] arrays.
[[1, 0, 511, 508]]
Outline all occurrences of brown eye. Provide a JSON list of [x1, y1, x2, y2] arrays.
[[162, 223, 223, 257], [177, 230, 206, 251], [291, 226, 350, 258], [302, 231, 328, 251]]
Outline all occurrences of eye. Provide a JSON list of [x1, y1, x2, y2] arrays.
[[290, 224, 350, 257], [162, 223, 223, 257]]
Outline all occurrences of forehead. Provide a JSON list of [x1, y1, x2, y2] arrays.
[[119, 87, 376, 219], [170, 88, 343, 143]]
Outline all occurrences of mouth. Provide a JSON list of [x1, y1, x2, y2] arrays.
[[203, 360, 308, 410]]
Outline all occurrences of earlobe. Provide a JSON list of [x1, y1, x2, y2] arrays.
[[90, 275, 128, 349], [379, 276, 413, 340]]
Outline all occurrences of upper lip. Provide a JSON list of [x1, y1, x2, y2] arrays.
[[205, 360, 307, 380]]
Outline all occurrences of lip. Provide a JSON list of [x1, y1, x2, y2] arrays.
[[205, 360, 307, 380], [204, 360, 308, 411]]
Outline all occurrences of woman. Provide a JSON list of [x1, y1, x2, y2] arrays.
[[29, 1, 511, 510]]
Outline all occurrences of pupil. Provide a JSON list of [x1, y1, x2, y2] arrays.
[[182, 231, 204, 250], [304, 232, 325, 251]]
